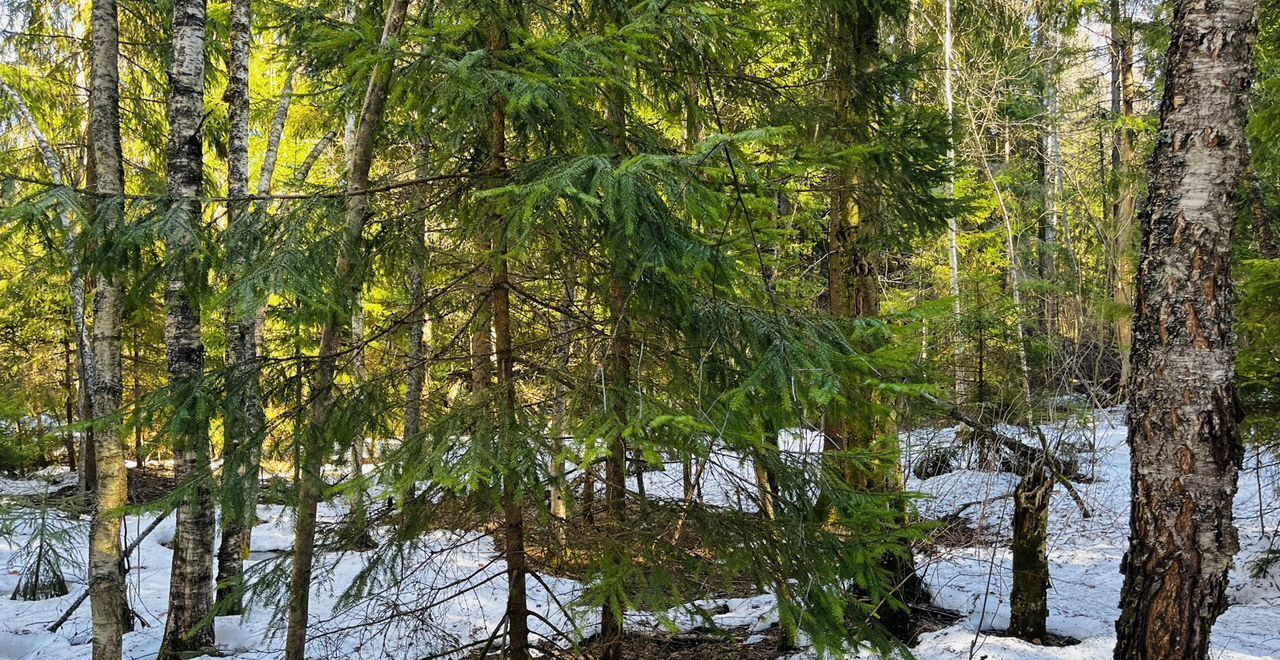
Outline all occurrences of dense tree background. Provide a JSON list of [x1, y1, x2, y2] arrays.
[[0, 0, 1274, 657]]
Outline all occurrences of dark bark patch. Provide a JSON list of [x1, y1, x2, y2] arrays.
[[978, 629, 1081, 647]]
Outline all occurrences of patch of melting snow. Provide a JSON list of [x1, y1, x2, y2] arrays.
[[0, 409, 1277, 659]]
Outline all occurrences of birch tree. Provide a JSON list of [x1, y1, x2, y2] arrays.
[[157, 0, 216, 653], [86, 0, 129, 656], [1114, 0, 1258, 655]]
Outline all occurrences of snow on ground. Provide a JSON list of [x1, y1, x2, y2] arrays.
[[1, 409, 1278, 659], [903, 409, 1280, 660], [0, 467, 75, 498]]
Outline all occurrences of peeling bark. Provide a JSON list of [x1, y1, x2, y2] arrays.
[[158, 0, 217, 655], [1113, 0, 1257, 657], [1009, 461, 1051, 641]]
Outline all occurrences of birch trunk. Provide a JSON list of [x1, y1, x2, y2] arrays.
[[158, 0, 216, 655], [943, 0, 966, 401], [215, 0, 253, 615], [1039, 22, 1063, 335], [1113, 0, 1257, 656], [283, 2, 411, 657], [548, 284, 574, 538], [217, 0, 286, 615], [87, 0, 128, 656], [295, 130, 339, 190], [1111, 0, 1139, 390]]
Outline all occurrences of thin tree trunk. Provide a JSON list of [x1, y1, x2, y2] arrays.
[[599, 282, 631, 660], [132, 334, 143, 464], [403, 137, 431, 470], [217, 0, 280, 615], [87, 0, 129, 656], [78, 348, 96, 493], [549, 285, 574, 543], [598, 26, 633, 657], [1248, 169, 1279, 258], [295, 130, 339, 190], [283, 3, 411, 658], [62, 338, 77, 470], [1110, 0, 1138, 392], [943, 0, 966, 402], [216, 0, 254, 616], [258, 72, 293, 195], [344, 293, 374, 549], [1113, 0, 1257, 655], [158, 0, 216, 654], [481, 12, 530, 658], [1038, 21, 1062, 336]]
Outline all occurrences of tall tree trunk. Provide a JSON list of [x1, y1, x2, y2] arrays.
[[87, 0, 128, 656], [403, 137, 431, 473], [821, 3, 925, 640], [1038, 20, 1063, 336], [1113, 0, 1257, 656], [1110, 0, 1138, 392], [943, 0, 966, 402], [158, 0, 216, 655], [598, 20, 633, 656], [216, 0, 263, 616], [283, 3, 411, 658], [479, 11, 530, 658], [216, 7, 294, 617]]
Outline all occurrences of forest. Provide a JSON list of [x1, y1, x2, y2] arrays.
[[0, 0, 1277, 657]]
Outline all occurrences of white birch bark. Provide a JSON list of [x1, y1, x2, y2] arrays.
[[158, 0, 216, 654], [86, 0, 128, 656]]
